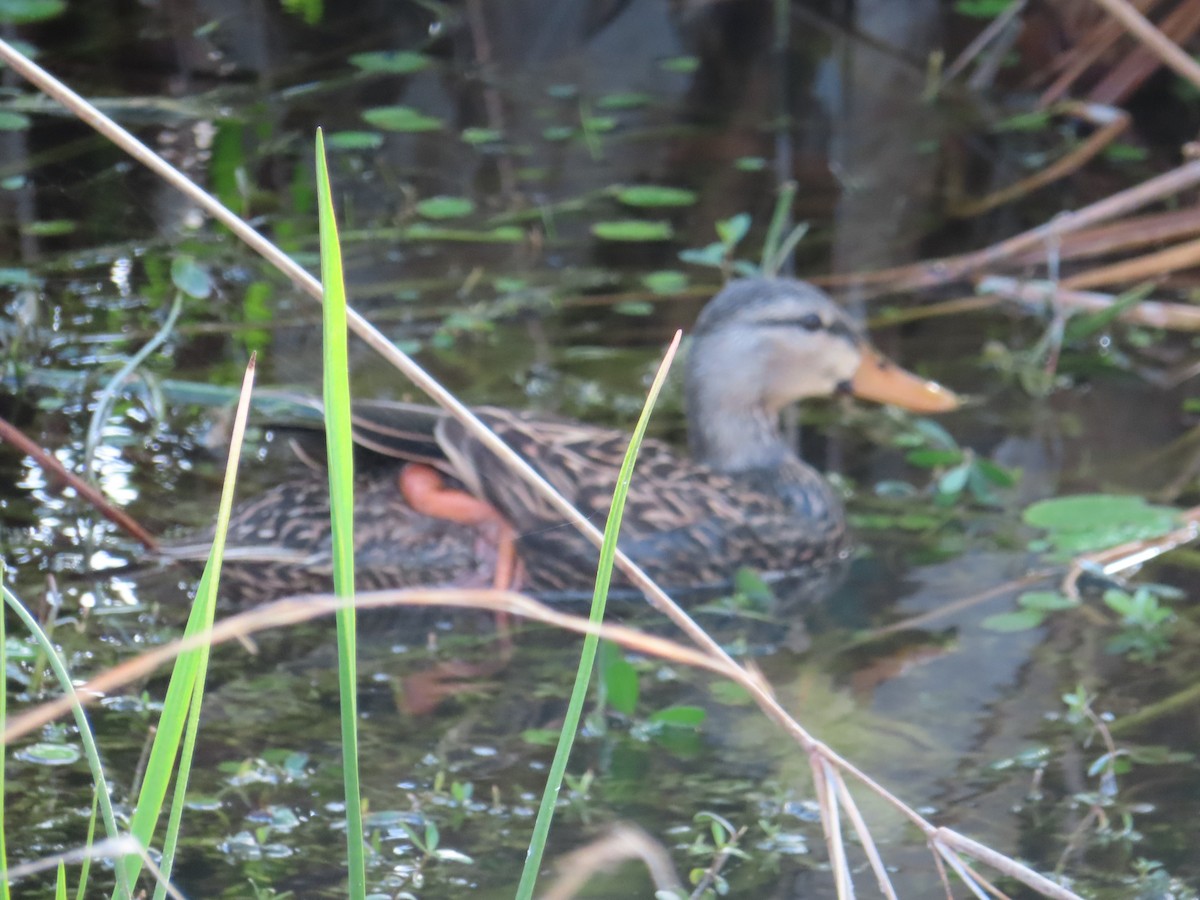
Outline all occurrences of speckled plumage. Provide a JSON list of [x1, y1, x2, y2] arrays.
[[169, 278, 954, 606]]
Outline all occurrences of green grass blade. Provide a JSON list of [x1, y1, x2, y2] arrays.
[[0, 565, 8, 900], [151, 357, 257, 900], [120, 355, 256, 892], [1, 585, 130, 898], [760, 180, 797, 276], [74, 791, 99, 900], [515, 331, 683, 899], [120, 356, 255, 895], [315, 127, 366, 900]]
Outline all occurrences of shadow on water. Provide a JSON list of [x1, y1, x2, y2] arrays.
[[2, 1, 1199, 897]]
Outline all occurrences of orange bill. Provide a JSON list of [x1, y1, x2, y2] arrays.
[[850, 348, 960, 413]]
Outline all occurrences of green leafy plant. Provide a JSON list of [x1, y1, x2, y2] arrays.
[[1102, 586, 1176, 662]]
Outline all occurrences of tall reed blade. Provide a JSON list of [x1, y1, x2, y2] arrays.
[[516, 331, 683, 899], [314, 127, 367, 900], [120, 356, 257, 896]]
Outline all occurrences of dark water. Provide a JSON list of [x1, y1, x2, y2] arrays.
[[2, 2, 1199, 897]]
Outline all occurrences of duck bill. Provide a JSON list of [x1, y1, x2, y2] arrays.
[[849, 348, 960, 413]]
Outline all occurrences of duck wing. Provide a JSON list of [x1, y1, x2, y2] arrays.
[[435, 410, 846, 590]]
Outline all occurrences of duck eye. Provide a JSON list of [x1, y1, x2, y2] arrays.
[[798, 313, 824, 331]]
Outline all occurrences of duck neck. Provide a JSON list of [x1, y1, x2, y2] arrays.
[[686, 388, 792, 473]]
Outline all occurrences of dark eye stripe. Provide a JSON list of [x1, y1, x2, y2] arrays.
[[758, 316, 859, 342]]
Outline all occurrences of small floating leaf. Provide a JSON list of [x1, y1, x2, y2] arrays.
[[325, 130, 384, 150], [647, 705, 707, 728], [597, 91, 650, 110], [349, 50, 430, 74], [614, 301, 653, 316], [955, 0, 1016, 18], [641, 270, 687, 294], [0, 267, 35, 285], [0, 110, 30, 130], [615, 185, 697, 208], [1018, 591, 1077, 612], [735, 156, 767, 172], [546, 83, 578, 99], [0, 0, 66, 24], [20, 219, 75, 236], [716, 213, 751, 247], [362, 105, 442, 132], [982, 610, 1046, 632], [171, 255, 213, 299], [582, 115, 617, 133], [994, 109, 1053, 133], [592, 220, 674, 241], [542, 125, 575, 142], [16, 742, 80, 765], [403, 223, 522, 243], [461, 127, 503, 145], [1023, 494, 1180, 555], [659, 55, 699, 74], [415, 195, 474, 219]]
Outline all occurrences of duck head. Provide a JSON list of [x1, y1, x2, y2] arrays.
[[685, 278, 959, 472]]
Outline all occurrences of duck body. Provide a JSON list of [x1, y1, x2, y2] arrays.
[[168, 278, 956, 605]]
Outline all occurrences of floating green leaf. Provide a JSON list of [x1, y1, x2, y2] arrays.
[[403, 223, 522, 243], [647, 705, 707, 728], [955, 0, 1015, 18], [542, 125, 574, 142], [0, 110, 30, 130], [982, 609, 1046, 633], [362, 105, 442, 132], [1023, 494, 1180, 555], [600, 642, 639, 717], [16, 742, 80, 765], [349, 50, 430, 74], [659, 55, 699, 74], [994, 109, 1053, 133], [19, 219, 74, 236], [325, 131, 384, 150], [461, 127, 503, 145], [415, 195, 474, 219], [280, 0, 321, 24], [615, 185, 697, 208], [0, 267, 35, 285], [592, 220, 674, 241], [641, 270, 687, 294], [0, 0, 65, 24], [597, 92, 650, 110], [1018, 591, 1077, 612], [735, 156, 767, 172], [582, 115, 617, 133], [170, 255, 213, 299]]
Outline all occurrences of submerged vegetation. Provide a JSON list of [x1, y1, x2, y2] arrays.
[[1, 1, 1200, 897]]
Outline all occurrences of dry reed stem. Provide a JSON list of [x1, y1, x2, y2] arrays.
[[0, 414, 159, 550], [0, 38, 1088, 899], [1008, 207, 1200, 266], [539, 824, 684, 900], [949, 103, 1129, 219], [978, 276, 1200, 331], [1089, 0, 1200, 103], [831, 768, 899, 900], [814, 158, 1200, 294], [1039, 0, 1162, 105], [1088, 0, 1200, 94], [1062, 234, 1200, 289], [6, 836, 184, 900], [942, 0, 1028, 85], [1062, 504, 1200, 597]]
